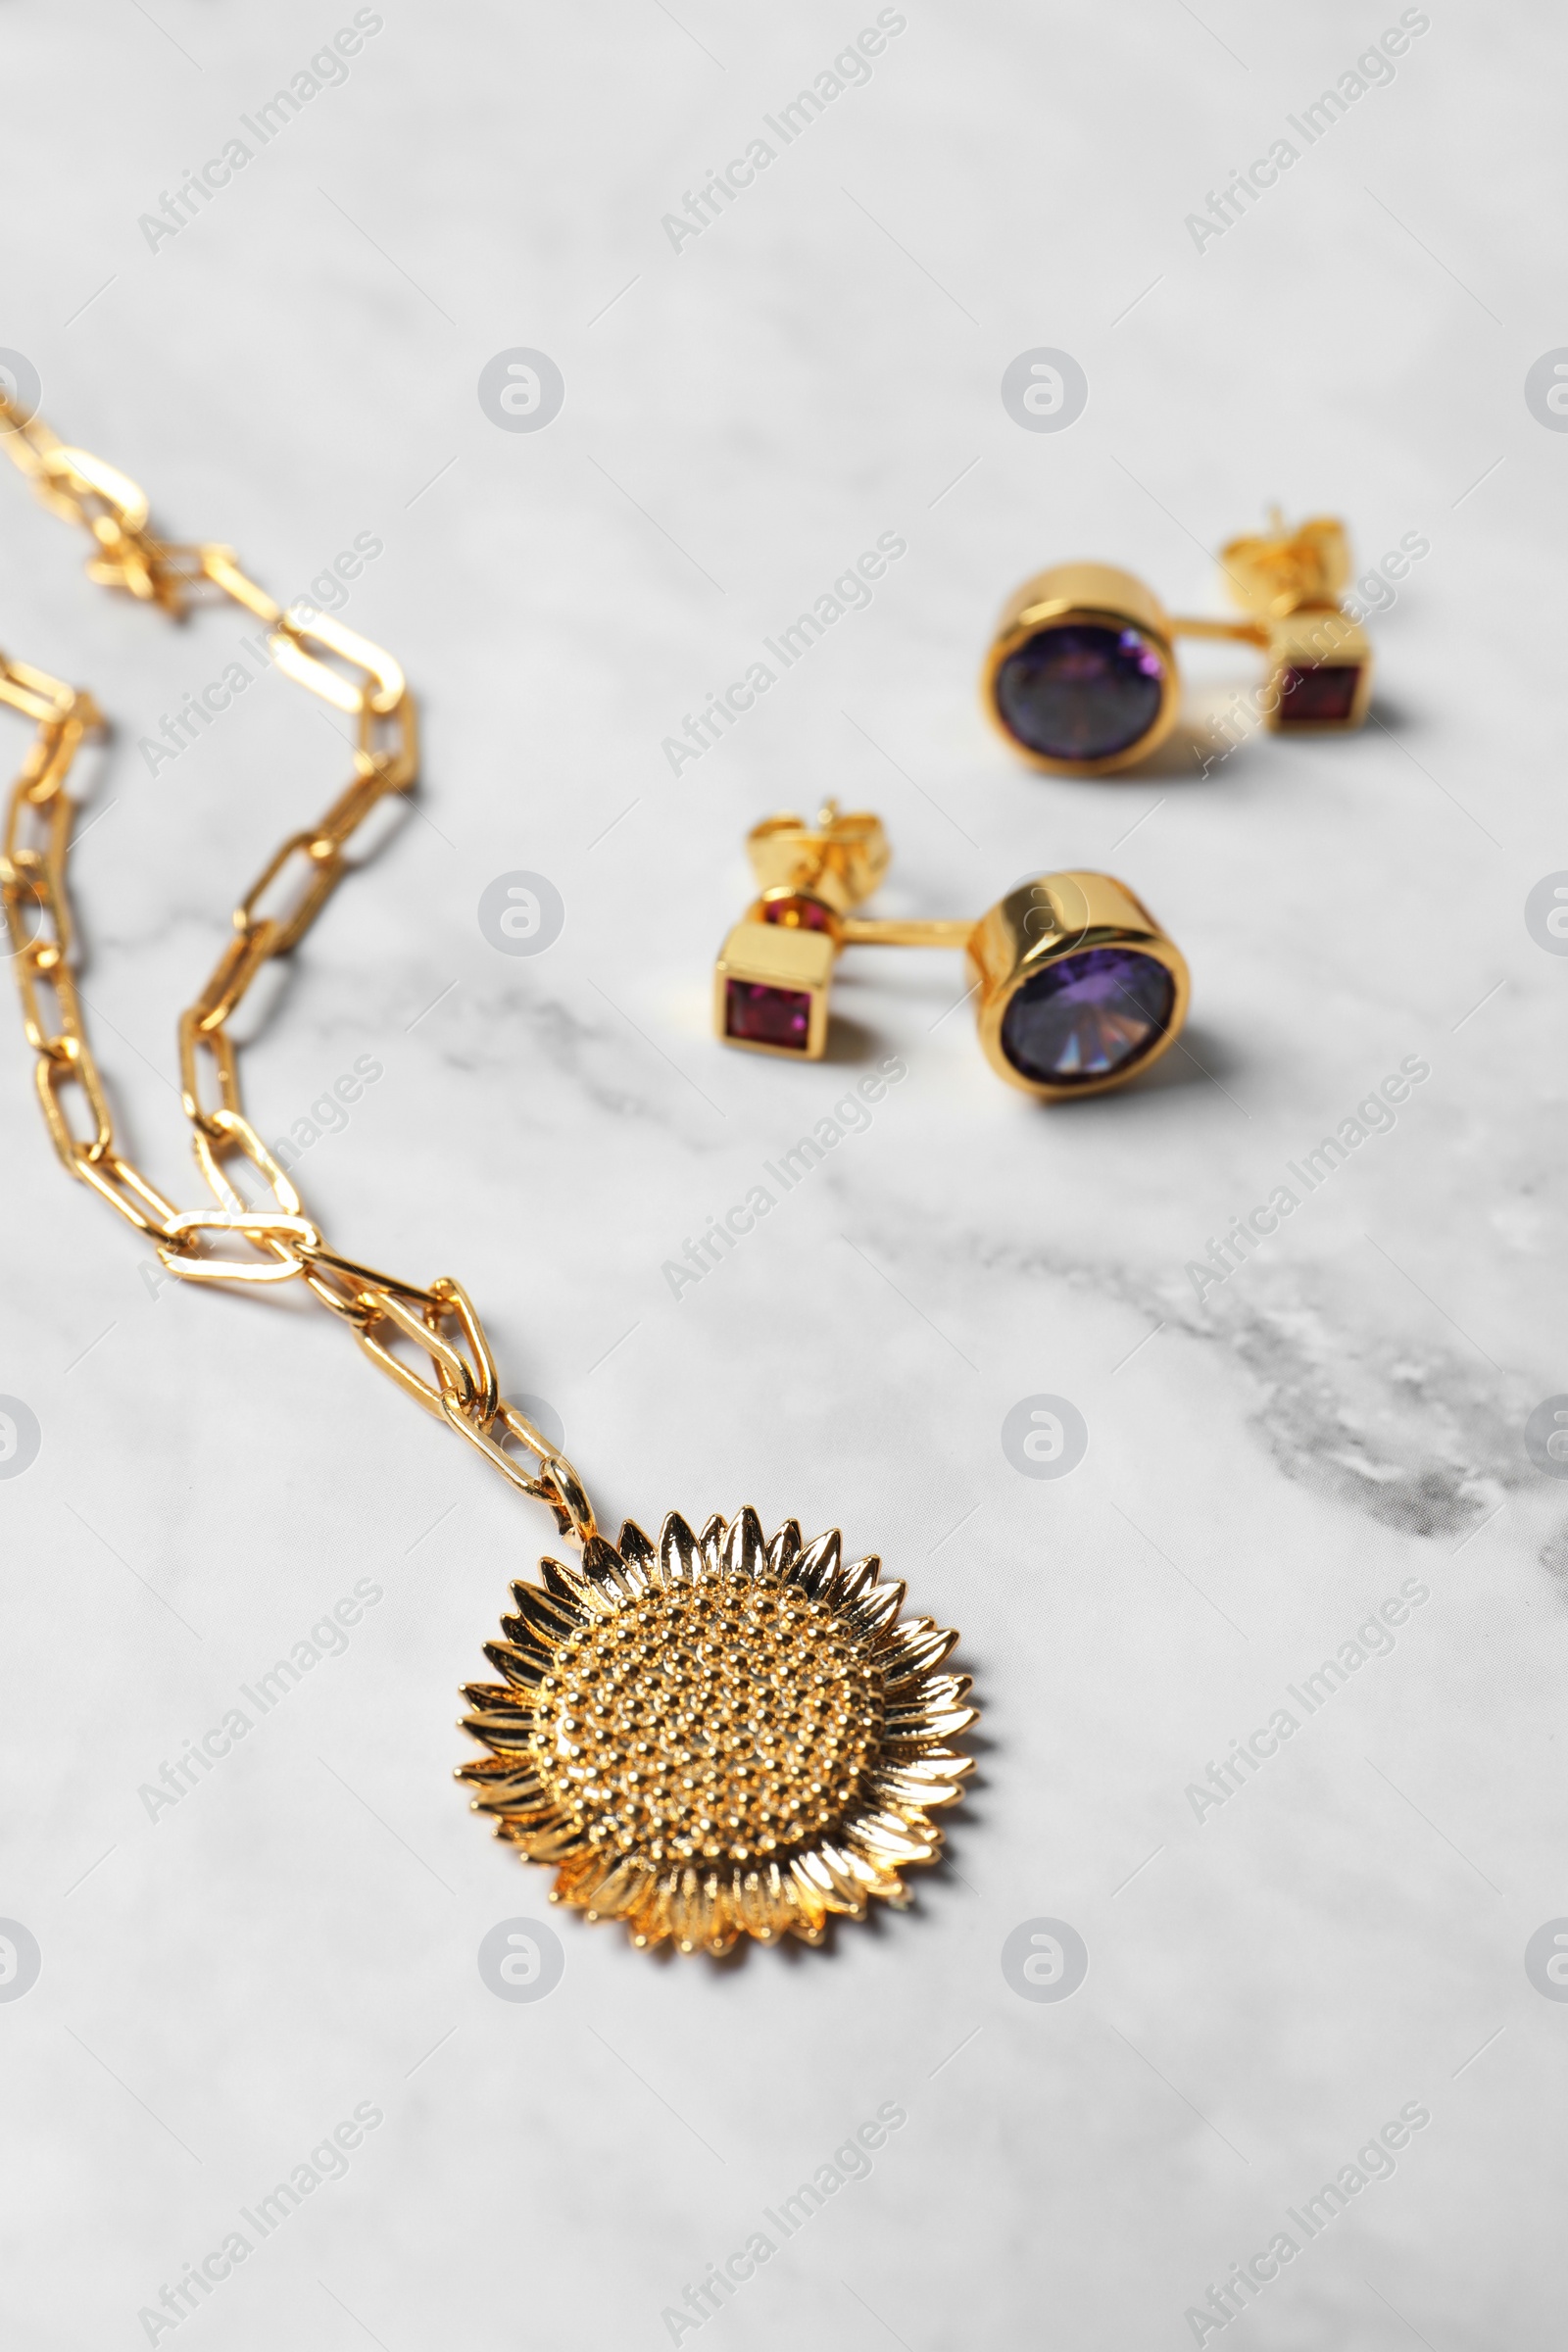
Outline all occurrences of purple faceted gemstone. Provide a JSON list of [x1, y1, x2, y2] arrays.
[[995, 623, 1167, 762], [1000, 947, 1175, 1087]]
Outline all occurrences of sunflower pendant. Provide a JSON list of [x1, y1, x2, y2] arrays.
[[458, 1506, 976, 1955]]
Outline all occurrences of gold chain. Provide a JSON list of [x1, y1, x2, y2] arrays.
[[0, 398, 596, 1547]]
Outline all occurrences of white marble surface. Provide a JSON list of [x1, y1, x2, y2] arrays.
[[3, 3, 1566, 2345]]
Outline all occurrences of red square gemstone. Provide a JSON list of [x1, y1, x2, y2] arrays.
[[760, 893, 835, 931], [724, 978, 811, 1050], [1277, 663, 1361, 725]]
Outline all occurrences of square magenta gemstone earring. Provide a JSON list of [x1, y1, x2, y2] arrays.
[[713, 805, 1190, 1102]]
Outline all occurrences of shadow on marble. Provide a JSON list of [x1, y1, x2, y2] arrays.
[[823, 1011, 888, 1065], [1103, 714, 1236, 782], [1140, 1023, 1244, 1095], [1364, 692, 1415, 732]]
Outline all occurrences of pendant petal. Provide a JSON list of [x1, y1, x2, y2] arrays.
[[697, 1513, 726, 1575], [845, 1580, 906, 1637], [482, 1639, 547, 1690], [658, 1511, 700, 1583], [582, 1534, 634, 1598], [504, 1584, 581, 1642], [880, 1623, 958, 1684], [884, 1704, 978, 1745], [766, 1519, 802, 1578], [542, 1557, 610, 1616], [835, 1555, 880, 1608], [722, 1505, 765, 1579], [617, 1520, 657, 1578], [792, 1527, 842, 1595]]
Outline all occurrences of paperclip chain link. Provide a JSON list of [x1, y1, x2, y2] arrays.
[[0, 397, 595, 1546]]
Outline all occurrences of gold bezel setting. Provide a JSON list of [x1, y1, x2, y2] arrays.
[[981, 563, 1181, 777], [713, 917, 835, 1057], [968, 872, 1191, 1102], [1262, 609, 1375, 732]]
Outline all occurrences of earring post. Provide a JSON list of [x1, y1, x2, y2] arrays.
[[1167, 614, 1270, 646], [839, 916, 976, 949]]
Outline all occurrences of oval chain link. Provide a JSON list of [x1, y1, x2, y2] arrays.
[[0, 396, 596, 1548]]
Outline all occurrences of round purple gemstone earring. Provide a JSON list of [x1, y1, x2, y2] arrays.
[[982, 515, 1374, 776], [713, 806, 1190, 1102]]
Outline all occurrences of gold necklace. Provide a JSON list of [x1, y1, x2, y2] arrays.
[[0, 401, 976, 1957]]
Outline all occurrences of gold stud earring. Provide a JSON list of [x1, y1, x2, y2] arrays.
[[981, 512, 1373, 775], [713, 803, 1190, 1101]]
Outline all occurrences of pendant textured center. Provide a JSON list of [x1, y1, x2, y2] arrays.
[[460, 1507, 975, 1955], [535, 1582, 882, 1866]]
